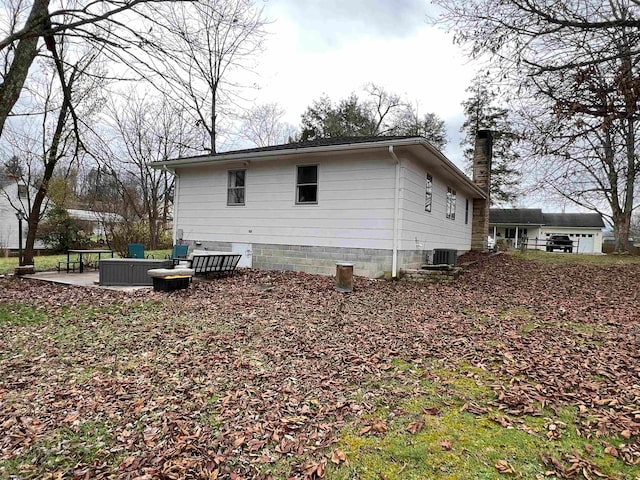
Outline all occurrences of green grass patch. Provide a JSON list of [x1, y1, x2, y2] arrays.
[[4, 300, 167, 361], [0, 421, 117, 478], [327, 362, 636, 480], [0, 302, 49, 326], [500, 306, 535, 322], [511, 250, 640, 265], [0, 253, 67, 274], [565, 321, 607, 337], [0, 249, 171, 274]]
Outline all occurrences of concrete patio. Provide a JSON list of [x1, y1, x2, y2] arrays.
[[20, 269, 206, 292], [22, 270, 153, 292]]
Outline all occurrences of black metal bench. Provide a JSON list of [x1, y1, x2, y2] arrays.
[[189, 253, 242, 278], [57, 260, 81, 272]]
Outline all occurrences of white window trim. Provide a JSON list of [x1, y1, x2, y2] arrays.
[[425, 173, 433, 213], [227, 169, 246, 206], [446, 186, 456, 220]]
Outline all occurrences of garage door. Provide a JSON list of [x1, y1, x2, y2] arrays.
[[577, 234, 595, 253]]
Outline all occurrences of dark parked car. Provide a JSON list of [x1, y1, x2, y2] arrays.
[[546, 235, 574, 253]]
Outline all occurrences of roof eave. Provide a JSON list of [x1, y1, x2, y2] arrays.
[[413, 141, 486, 199], [152, 137, 486, 199], [154, 138, 433, 167], [490, 222, 544, 226]]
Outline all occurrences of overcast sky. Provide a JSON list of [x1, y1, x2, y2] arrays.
[[252, 0, 478, 170]]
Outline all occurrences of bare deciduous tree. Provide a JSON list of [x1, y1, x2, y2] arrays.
[[1, 41, 105, 265], [103, 94, 199, 248], [434, 0, 640, 252], [239, 103, 297, 147], [0, 0, 171, 139], [151, 0, 268, 153]]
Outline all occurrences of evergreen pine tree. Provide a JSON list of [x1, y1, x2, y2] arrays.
[[461, 81, 521, 205]]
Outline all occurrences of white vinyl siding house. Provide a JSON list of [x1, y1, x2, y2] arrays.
[[158, 137, 488, 278], [399, 157, 473, 260], [175, 151, 396, 251], [0, 180, 32, 251]]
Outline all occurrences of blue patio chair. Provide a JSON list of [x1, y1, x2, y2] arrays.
[[172, 244, 189, 260], [128, 243, 154, 259], [166, 244, 189, 265]]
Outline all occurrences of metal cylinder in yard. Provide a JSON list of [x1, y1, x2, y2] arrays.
[[335, 262, 354, 293]]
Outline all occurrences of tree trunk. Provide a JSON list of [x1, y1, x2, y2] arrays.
[[148, 201, 158, 250], [0, 0, 50, 138], [613, 210, 632, 254], [22, 54, 72, 265], [210, 86, 217, 153], [22, 187, 47, 265]]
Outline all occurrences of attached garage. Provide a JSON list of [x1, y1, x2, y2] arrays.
[[490, 209, 605, 253]]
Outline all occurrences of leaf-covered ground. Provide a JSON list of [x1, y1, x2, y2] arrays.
[[0, 254, 639, 479]]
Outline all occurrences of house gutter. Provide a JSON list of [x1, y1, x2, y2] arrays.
[[389, 145, 401, 279]]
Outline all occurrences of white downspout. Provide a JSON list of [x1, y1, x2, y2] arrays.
[[164, 166, 178, 243], [389, 146, 401, 278]]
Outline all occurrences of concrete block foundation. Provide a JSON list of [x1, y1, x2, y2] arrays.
[[188, 241, 436, 278]]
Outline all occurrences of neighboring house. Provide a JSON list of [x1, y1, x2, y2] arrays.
[[489, 208, 605, 253], [153, 134, 493, 278], [67, 209, 122, 239], [0, 178, 30, 250]]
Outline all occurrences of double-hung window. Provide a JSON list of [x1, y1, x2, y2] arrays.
[[425, 173, 433, 212], [446, 186, 456, 220], [296, 165, 318, 204], [227, 170, 245, 206]]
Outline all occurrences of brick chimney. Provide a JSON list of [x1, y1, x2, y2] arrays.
[[471, 130, 492, 250]]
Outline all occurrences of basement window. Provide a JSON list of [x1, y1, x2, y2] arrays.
[[446, 187, 456, 220], [227, 170, 245, 205], [296, 165, 318, 204], [425, 173, 433, 212]]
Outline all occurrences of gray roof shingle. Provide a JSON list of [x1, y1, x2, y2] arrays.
[[542, 213, 605, 228], [490, 209, 604, 228], [489, 208, 544, 225]]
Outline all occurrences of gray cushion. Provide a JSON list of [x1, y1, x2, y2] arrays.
[[148, 268, 194, 278]]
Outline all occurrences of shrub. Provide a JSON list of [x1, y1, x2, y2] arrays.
[[38, 204, 93, 252], [105, 220, 172, 257]]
